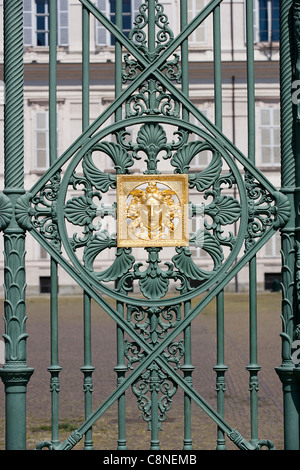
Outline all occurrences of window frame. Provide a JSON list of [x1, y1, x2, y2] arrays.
[[188, 0, 207, 46], [250, 0, 279, 44], [34, 110, 49, 171], [188, 108, 211, 170], [258, 107, 280, 168], [36, 0, 50, 47], [23, 0, 69, 48], [34, 109, 60, 171], [264, 231, 281, 258], [95, 0, 142, 47]]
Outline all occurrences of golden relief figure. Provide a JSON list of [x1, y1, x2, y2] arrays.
[[117, 175, 189, 247], [126, 182, 181, 241]]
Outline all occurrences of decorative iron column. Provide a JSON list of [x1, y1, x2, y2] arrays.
[[276, 0, 300, 450], [0, 0, 33, 450]]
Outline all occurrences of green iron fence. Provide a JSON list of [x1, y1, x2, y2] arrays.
[[0, 0, 299, 450]]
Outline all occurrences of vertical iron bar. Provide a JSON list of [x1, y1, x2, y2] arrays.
[[148, 0, 157, 117], [81, 5, 94, 450], [115, 0, 122, 122], [213, 4, 227, 450], [82, 5, 90, 131], [49, 0, 57, 162], [180, 0, 194, 451], [148, 0, 156, 60], [147, 1, 161, 449], [115, 0, 127, 451], [182, 300, 194, 450], [0, 0, 34, 450], [48, 0, 61, 449], [245, 0, 260, 447], [214, 291, 227, 450], [115, 301, 127, 450], [81, 292, 94, 450], [276, 0, 300, 450], [150, 315, 160, 450], [181, 0, 189, 122], [150, 367, 160, 450], [213, 5, 222, 131]]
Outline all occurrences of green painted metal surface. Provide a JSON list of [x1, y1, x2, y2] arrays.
[[0, 0, 299, 451]]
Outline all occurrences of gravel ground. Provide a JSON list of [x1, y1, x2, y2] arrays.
[[0, 292, 285, 451]]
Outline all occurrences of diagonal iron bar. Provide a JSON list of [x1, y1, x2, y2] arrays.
[[32, 215, 278, 450], [29, 0, 281, 227], [31, 0, 277, 198], [81, 0, 279, 194], [56, 354, 237, 450], [30, 0, 222, 196], [79, 0, 222, 63]]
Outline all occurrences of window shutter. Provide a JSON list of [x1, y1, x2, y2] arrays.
[[35, 110, 60, 169], [244, 0, 259, 44], [35, 111, 49, 170], [95, 0, 110, 46], [188, 0, 206, 45], [259, 107, 280, 166], [58, 0, 69, 46], [23, 0, 33, 47], [253, 0, 259, 43]]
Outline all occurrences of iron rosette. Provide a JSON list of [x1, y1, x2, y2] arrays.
[[56, 116, 250, 306]]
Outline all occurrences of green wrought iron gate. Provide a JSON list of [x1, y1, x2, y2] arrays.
[[1, 0, 300, 451]]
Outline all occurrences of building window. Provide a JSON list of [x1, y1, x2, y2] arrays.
[[95, 0, 142, 47], [24, 0, 69, 47], [35, 111, 49, 170], [39, 276, 51, 294], [190, 215, 208, 259], [110, 0, 132, 45], [250, 0, 279, 43], [264, 273, 281, 291], [188, 0, 207, 45], [264, 232, 281, 257], [36, 0, 50, 46], [259, 107, 280, 166], [258, 0, 279, 42], [189, 109, 211, 169], [34, 110, 60, 170], [39, 246, 50, 260]]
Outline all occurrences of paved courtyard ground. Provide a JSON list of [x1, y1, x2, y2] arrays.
[[0, 292, 285, 450]]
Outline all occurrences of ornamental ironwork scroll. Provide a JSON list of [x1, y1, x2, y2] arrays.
[[10, 0, 291, 450]]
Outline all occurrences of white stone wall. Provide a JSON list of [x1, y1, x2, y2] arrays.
[[0, 0, 282, 294]]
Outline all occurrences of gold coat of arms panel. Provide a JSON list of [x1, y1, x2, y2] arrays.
[[117, 174, 189, 247]]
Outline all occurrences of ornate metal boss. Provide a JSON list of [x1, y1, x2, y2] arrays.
[[117, 174, 189, 247]]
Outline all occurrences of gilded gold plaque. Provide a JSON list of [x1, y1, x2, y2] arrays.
[[117, 174, 189, 248]]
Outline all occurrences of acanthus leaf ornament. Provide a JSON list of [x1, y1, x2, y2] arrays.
[[134, 247, 174, 300], [83, 153, 116, 192], [65, 195, 97, 227], [0, 192, 14, 231], [204, 194, 241, 227], [171, 140, 221, 178], [83, 141, 133, 181], [272, 191, 291, 230], [96, 248, 135, 283], [15, 192, 34, 231], [83, 231, 117, 272]]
